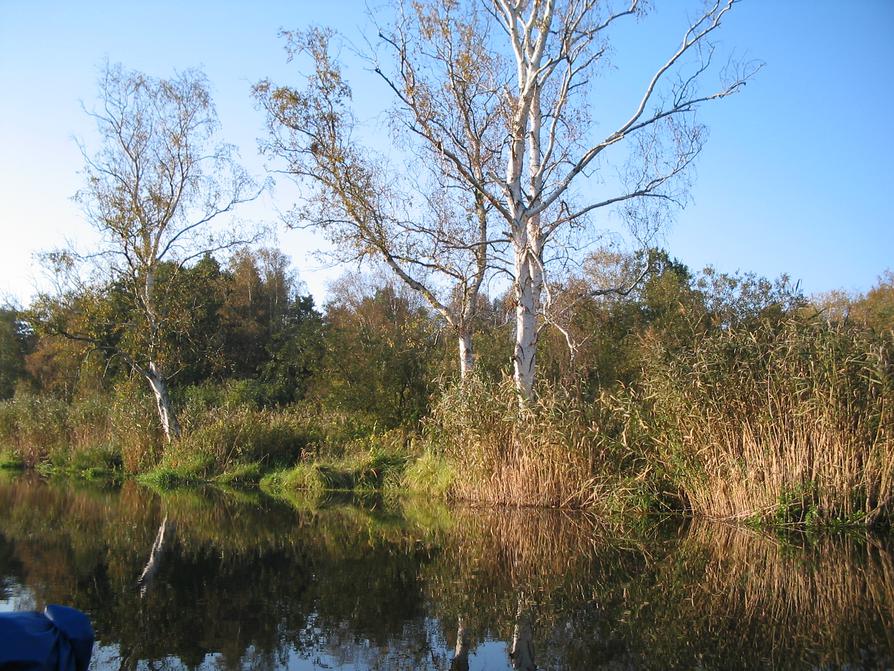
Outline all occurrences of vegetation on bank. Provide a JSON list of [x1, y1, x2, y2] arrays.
[[639, 318, 893, 528], [1, 6, 892, 536], [1, 253, 893, 528]]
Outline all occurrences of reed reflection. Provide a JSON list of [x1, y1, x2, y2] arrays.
[[0, 476, 891, 670]]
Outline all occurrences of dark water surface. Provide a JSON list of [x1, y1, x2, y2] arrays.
[[0, 474, 892, 670]]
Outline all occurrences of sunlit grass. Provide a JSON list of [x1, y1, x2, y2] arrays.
[[637, 318, 894, 527], [261, 448, 409, 497]]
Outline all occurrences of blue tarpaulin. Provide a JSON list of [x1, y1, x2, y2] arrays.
[[0, 604, 94, 671]]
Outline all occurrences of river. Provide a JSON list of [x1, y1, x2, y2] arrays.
[[0, 473, 892, 670]]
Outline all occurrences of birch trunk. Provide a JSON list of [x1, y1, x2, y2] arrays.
[[514, 246, 538, 402], [521, 81, 544, 401], [458, 330, 474, 379], [146, 362, 180, 442]]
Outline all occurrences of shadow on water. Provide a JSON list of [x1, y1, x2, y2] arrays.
[[0, 475, 891, 670]]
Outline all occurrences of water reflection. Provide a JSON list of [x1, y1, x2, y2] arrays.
[[0, 474, 891, 670]]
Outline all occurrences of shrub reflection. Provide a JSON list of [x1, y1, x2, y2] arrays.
[[0, 477, 891, 670]]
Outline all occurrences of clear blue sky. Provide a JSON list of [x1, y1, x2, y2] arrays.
[[1, 0, 892, 305]]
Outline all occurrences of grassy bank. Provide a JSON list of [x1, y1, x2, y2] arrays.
[[260, 447, 456, 501], [1, 318, 891, 529], [424, 375, 657, 512], [411, 318, 893, 527]]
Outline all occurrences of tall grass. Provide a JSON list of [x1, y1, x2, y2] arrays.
[[110, 379, 164, 473], [0, 385, 160, 474], [638, 318, 894, 526], [143, 405, 327, 488], [0, 378, 392, 483], [426, 375, 648, 508], [0, 394, 69, 465]]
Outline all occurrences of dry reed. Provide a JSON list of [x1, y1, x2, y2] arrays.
[[427, 376, 633, 508], [640, 319, 894, 526]]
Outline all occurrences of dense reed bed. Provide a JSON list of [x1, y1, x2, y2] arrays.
[[426, 376, 646, 510], [639, 319, 894, 526], [421, 318, 893, 526]]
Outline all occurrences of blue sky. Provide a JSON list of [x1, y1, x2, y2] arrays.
[[1, 0, 892, 305]]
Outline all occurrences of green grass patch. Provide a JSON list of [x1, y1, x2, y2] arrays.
[[401, 451, 456, 498], [353, 451, 408, 490], [264, 449, 410, 497], [139, 453, 216, 489], [213, 462, 264, 486], [0, 451, 24, 470]]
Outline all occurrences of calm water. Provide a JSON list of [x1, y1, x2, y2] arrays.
[[0, 473, 892, 670]]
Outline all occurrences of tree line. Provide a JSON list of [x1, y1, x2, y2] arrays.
[[7, 0, 764, 441], [2, 247, 891, 423]]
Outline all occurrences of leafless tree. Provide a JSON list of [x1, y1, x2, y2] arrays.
[[255, 27, 502, 377], [374, 0, 759, 400]]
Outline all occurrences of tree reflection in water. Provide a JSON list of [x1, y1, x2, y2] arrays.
[[137, 515, 174, 598], [450, 616, 469, 671], [0, 475, 891, 670]]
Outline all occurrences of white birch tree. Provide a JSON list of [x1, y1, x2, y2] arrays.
[[374, 0, 758, 400], [255, 27, 503, 378], [46, 63, 259, 441]]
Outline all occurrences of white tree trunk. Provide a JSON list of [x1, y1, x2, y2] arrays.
[[510, 79, 546, 403], [458, 331, 474, 379], [146, 362, 180, 442], [514, 249, 538, 402]]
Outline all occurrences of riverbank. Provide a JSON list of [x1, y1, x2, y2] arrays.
[[1, 319, 892, 531]]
